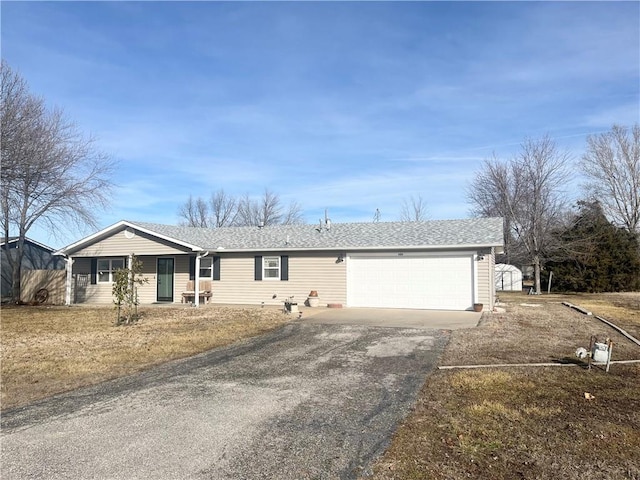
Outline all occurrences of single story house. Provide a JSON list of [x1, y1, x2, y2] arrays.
[[55, 217, 504, 311], [1, 237, 65, 301]]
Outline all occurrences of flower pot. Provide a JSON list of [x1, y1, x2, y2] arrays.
[[308, 290, 318, 297], [307, 296, 320, 307], [473, 303, 483, 312]]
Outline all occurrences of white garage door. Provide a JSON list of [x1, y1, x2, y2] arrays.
[[347, 253, 475, 310]]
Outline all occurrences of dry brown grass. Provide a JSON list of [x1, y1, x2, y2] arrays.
[[442, 292, 640, 366], [369, 292, 640, 480], [1, 304, 292, 411], [567, 292, 640, 339]]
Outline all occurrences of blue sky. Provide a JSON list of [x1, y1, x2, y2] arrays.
[[2, 1, 639, 249]]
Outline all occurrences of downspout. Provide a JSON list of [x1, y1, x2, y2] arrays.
[[64, 255, 74, 306], [194, 251, 209, 307]]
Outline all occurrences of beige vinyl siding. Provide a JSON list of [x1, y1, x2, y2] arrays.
[[173, 255, 192, 304], [72, 228, 190, 257], [71, 255, 194, 304], [212, 252, 346, 306], [476, 248, 493, 309], [69, 248, 492, 308], [71, 257, 112, 304], [132, 255, 158, 304]]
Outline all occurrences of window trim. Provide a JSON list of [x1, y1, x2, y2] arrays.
[[262, 256, 281, 281], [97, 258, 125, 283]]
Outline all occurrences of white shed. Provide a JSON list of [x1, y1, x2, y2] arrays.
[[495, 264, 523, 291]]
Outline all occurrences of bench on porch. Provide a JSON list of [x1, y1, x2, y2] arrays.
[[181, 280, 212, 304]]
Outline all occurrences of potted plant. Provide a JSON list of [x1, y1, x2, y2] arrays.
[[473, 303, 483, 312]]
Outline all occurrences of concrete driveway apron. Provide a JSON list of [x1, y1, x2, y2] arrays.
[[304, 307, 482, 330], [2, 318, 452, 480]]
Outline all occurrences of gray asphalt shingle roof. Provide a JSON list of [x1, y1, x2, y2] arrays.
[[129, 217, 503, 251]]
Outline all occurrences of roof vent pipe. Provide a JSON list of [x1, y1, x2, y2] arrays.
[[324, 209, 331, 231]]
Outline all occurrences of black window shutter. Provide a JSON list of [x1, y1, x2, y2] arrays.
[[189, 256, 195, 281], [90, 258, 97, 284], [254, 256, 262, 281], [213, 256, 221, 281], [281, 255, 289, 281]]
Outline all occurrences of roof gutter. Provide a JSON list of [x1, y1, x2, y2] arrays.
[[205, 243, 503, 253]]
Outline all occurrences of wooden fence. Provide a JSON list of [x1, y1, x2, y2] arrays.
[[20, 270, 66, 305]]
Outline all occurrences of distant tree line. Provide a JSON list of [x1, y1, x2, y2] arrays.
[[177, 188, 304, 228], [467, 125, 640, 293], [178, 191, 432, 228]]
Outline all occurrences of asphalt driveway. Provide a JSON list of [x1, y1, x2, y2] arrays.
[[2, 318, 451, 479]]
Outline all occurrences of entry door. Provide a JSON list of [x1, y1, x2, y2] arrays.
[[157, 258, 174, 302]]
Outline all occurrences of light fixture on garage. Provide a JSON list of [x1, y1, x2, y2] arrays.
[[477, 254, 485, 261], [336, 253, 344, 263]]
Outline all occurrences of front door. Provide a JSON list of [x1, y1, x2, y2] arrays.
[[157, 258, 174, 302]]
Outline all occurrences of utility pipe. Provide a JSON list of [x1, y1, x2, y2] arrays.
[[562, 301, 640, 347], [438, 359, 640, 370], [439, 303, 640, 371], [594, 315, 640, 348]]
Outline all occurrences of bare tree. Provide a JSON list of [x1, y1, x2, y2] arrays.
[[468, 154, 519, 264], [467, 135, 570, 294], [581, 124, 640, 233], [281, 199, 304, 225], [235, 192, 259, 226], [235, 188, 303, 226], [399, 195, 429, 222], [177, 189, 238, 228], [256, 188, 282, 226], [177, 195, 209, 227], [179, 188, 303, 227], [1, 60, 114, 302], [210, 189, 238, 227]]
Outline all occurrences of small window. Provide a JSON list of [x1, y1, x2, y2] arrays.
[[263, 256, 280, 280], [199, 257, 213, 279], [97, 258, 125, 283]]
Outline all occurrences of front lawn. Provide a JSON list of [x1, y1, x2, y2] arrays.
[[368, 292, 640, 480], [1, 305, 292, 411]]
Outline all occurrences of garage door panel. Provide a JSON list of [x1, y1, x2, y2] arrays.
[[347, 254, 474, 310]]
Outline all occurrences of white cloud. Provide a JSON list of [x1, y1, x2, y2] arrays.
[[582, 103, 640, 129]]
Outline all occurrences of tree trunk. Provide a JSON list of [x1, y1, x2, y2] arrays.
[[533, 254, 542, 295], [11, 253, 21, 302], [9, 235, 26, 303]]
